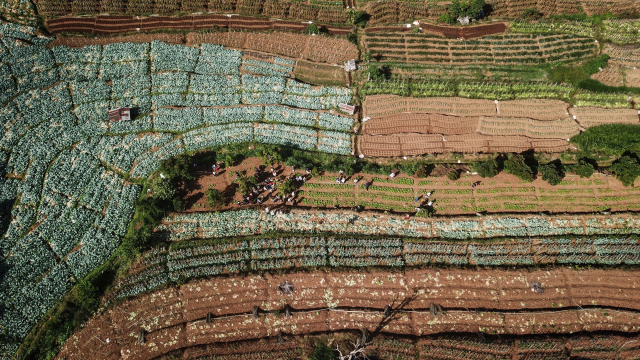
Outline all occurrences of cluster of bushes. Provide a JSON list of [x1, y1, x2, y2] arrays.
[[440, 0, 485, 24]]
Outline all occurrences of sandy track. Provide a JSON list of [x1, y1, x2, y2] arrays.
[[57, 268, 640, 359]]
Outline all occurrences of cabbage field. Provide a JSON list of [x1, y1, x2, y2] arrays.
[[0, 22, 355, 355]]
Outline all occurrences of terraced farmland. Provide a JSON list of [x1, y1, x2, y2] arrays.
[[2, 2, 640, 359]]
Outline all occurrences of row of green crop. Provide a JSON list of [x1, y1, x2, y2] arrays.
[[110, 235, 640, 302]]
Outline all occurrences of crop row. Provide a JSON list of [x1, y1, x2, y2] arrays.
[[111, 235, 640, 302], [157, 209, 640, 240]]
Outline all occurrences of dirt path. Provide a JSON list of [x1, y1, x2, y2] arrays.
[[181, 157, 638, 216]]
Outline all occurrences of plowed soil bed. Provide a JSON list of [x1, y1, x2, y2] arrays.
[[57, 268, 640, 360]]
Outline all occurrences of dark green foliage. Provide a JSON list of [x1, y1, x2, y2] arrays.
[[305, 24, 320, 35], [172, 198, 186, 212], [521, 8, 543, 20], [235, 173, 257, 194], [158, 154, 195, 180], [311, 343, 337, 360], [611, 155, 640, 187], [504, 154, 533, 182], [577, 79, 640, 95], [539, 161, 565, 185], [205, 189, 225, 209], [347, 33, 358, 45], [415, 166, 429, 178], [148, 176, 176, 201], [583, 54, 611, 75], [280, 178, 297, 196], [367, 65, 391, 80], [349, 9, 368, 25], [571, 124, 640, 156], [440, 13, 456, 24], [449, 0, 485, 19], [447, 170, 460, 181], [256, 144, 283, 166], [572, 158, 595, 178], [471, 158, 500, 178], [76, 280, 100, 312]]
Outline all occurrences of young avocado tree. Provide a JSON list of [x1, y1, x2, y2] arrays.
[[504, 154, 534, 182], [611, 155, 640, 187], [448, 0, 485, 21]]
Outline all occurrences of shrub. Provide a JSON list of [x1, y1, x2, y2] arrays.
[[521, 8, 543, 20], [347, 33, 358, 44], [76, 280, 100, 312], [440, 13, 456, 24], [471, 158, 499, 178], [415, 167, 428, 178], [257, 144, 283, 166], [573, 158, 595, 178], [280, 178, 297, 195], [447, 170, 460, 181], [611, 155, 640, 187], [159, 154, 195, 180], [571, 124, 640, 156], [311, 343, 336, 360], [504, 154, 533, 182], [305, 24, 320, 35], [205, 189, 225, 209], [539, 161, 565, 185], [235, 173, 257, 194], [449, 0, 485, 19]]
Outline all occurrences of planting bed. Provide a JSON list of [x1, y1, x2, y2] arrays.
[[363, 32, 598, 65], [57, 268, 640, 360], [0, 23, 356, 354], [111, 234, 640, 301]]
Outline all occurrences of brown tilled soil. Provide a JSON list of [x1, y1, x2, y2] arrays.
[[56, 268, 640, 360], [177, 156, 638, 215]]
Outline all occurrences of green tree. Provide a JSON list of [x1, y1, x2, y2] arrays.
[[305, 24, 320, 35], [205, 188, 225, 209], [347, 32, 358, 44], [611, 155, 640, 187], [280, 178, 297, 196], [149, 176, 176, 200], [447, 170, 460, 181], [159, 154, 194, 180], [573, 158, 595, 178], [539, 161, 565, 185], [235, 173, 257, 194], [439, 13, 456, 24], [449, 0, 485, 19], [257, 144, 283, 166], [504, 154, 533, 182], [471, 158, 499, 178]]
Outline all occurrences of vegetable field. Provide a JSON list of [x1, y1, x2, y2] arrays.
[[363, 33, 598, 65], [111, 235, 640, 301], [57, 267, 640, 360], [0, 22, 355, 356]]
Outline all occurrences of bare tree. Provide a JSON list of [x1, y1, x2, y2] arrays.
[[279, 281, 294, 294], [336, 339, 371, 360], [531, 281, 544, 294], [429, 303, 443, 317]]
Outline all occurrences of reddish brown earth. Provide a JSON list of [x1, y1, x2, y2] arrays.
[[179, 156, 639, 215], [56, 268, 640, 360]]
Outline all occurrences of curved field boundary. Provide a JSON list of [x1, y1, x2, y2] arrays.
[[156, 209, 640, 241], [110, 236, 640, 303], [45, 15, 353, 36], [364, 23, 508, 39], [56, 268, 640, 359]]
